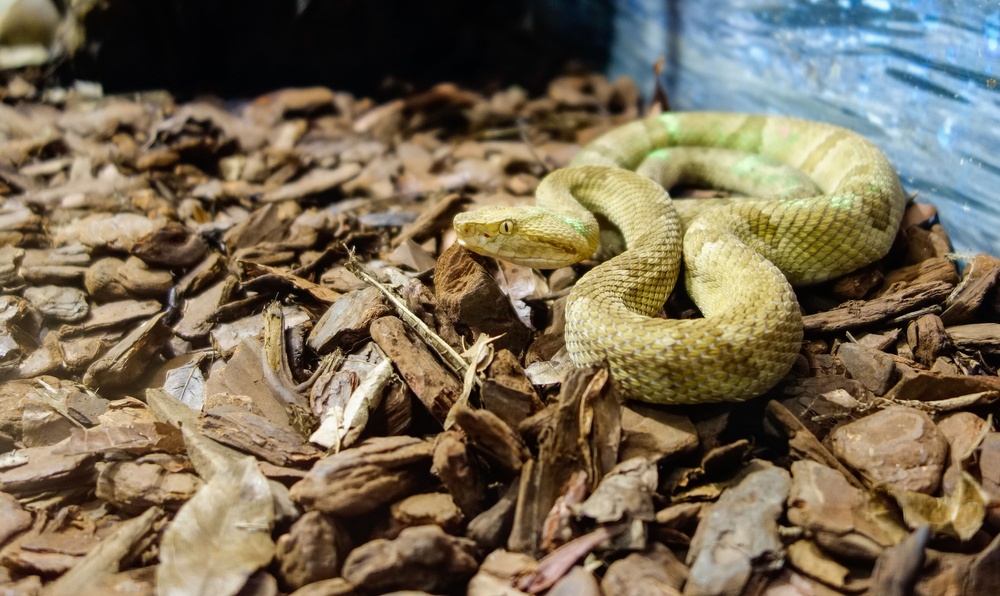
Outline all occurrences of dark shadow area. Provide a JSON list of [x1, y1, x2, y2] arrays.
[[64, 0, 615, 98]]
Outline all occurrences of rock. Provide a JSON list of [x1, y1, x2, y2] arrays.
[[388, 492, 465, 537], [22, 285, 88, 322], [289, 436, 433, 516], [829, 406, 949, 494], [341, 525, 477, 593], [467, 549, 536, 596], [275, 511, 352, 590], [131, 221, 208, 268], [601, 543, 686, 596], [787, 460, 906, 560], [836, 342, 897, 396], [937, 412, 989, 462], [685, 462, 790, 596], [95, 460, 201, 514]]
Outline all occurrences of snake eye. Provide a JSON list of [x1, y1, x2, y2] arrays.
[[499, 219, 514, 235]]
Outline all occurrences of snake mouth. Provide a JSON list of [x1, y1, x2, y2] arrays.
[[455, 237, 477, 252], [454, 235, 492, 258]]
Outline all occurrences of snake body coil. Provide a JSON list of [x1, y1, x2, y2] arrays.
[[454, 112, 906, 404]]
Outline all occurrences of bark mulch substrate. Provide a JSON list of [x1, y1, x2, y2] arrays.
[[1, 73, 1000, 596]]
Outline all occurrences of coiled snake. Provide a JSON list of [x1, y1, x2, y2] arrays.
[[454, 112, 906, 404]]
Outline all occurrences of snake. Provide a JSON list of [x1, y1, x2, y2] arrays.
[[453, 112, 906, 404]]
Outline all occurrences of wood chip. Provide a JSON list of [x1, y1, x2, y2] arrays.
[[2, 69, 999, 595], [804, 281, 954, 332], [369, 315, 462, 423], [290, 436, 433, 515]]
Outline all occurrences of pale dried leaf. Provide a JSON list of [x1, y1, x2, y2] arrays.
[[309, 355, 393, 451], [157, 455, 275, 596], [162, 355, 208, 411], [885, 471, 987, 541]]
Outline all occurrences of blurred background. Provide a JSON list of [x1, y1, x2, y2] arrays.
[[1, 0, 998, 253]]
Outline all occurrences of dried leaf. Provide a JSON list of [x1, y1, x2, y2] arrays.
[[161, 354, 208, 411], [157, 455, 275, 596], [883, 471, 987, 541], [309, 354, 393, 451]]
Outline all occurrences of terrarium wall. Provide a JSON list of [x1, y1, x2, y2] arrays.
[[63, 0, 999, 253], [541, 0, 998, 255]]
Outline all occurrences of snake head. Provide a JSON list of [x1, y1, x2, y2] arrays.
[[454, 205, 598, 269]]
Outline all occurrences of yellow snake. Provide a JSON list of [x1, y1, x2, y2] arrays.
[[453, 112, 906, 404]]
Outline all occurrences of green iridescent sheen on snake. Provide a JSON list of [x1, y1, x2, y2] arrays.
[[454, 112, 906, 404]]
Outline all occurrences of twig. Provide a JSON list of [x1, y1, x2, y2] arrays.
[[344, 248, 481, 387], [650, 55, 672, 113]]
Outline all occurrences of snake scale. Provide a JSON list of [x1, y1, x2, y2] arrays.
[[454, 112, 906, 404]]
